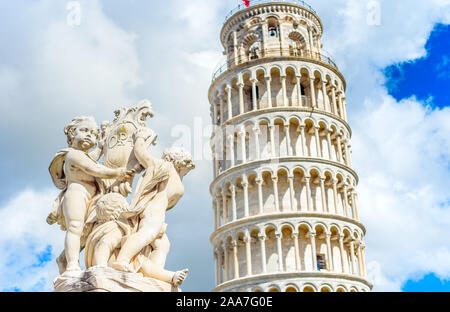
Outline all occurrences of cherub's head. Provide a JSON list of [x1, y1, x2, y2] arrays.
[[64, 116, 99, 152], [95, 193, 129, 223], [162, 147, 195, 179]]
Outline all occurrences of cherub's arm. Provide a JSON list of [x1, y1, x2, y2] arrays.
[[68, 150, 128, 179], [90, 124, 109, 161], [134, 137, 160, 170], [89, 146, 103, 162]]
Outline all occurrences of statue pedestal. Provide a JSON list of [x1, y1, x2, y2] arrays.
[[53, 266, 180, 292]]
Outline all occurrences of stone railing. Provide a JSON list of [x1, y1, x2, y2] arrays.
[[223, 0, 317, 24], [212, 48, 338, 81]]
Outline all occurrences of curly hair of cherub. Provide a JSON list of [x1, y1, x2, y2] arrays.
[[95, 193, 129, 223], [162, 147, 196, 171], [64, 116, 99, 146]]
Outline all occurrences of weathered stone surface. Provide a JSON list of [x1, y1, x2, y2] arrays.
[[54, 266, 180, 292]]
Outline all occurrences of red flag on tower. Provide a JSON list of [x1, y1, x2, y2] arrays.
[[242, 0, 250, 7]]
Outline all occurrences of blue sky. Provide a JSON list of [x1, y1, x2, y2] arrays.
[[384, 23, 450, 292], [385, 24, 450, 110], [0, 0, 449, 292], [403, 274, 450, 292]]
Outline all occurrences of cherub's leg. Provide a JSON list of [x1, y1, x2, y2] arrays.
[[56, 250, 67, 274], [112, 193, 167, 270], [62, 193, 87, 272], [92, 228, 123, 267], [139, 258, 188, 286], [149, 233, 171, 269], [55, 234, 87, 274]]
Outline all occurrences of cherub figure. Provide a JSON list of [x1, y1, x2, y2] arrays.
[[48, 116, 132, 273], [111, 128, 195, 274], [84, 193, 188, 286]]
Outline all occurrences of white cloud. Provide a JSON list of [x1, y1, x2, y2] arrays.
[[353, 97, 450, 291], [307, 0, 450, 291], [0, 189, 63, 291], [0, 0, 142, 185]]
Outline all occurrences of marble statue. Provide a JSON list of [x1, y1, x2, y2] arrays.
[[47, 100, 194, 292]]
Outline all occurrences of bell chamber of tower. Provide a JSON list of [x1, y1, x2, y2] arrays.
[[208, 0, 372, 293]]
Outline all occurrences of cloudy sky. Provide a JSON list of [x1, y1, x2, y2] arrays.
[[0, 0, 449, 292]]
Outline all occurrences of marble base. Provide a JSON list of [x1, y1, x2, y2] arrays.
[[53, 266, 180, 292]]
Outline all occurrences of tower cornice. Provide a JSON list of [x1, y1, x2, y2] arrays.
[[220, 1, 323, 48]]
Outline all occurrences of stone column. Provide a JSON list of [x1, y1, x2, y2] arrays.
[[347, 142, 353, 167], [265, 77, 272, 108], [213, 101, 218, 125], [300, 125, 307, 156], [337, 92, 344, 119], [357, 242, 363, 277], [339, 235, 346, 273], [231, 240, 239, 279], [284, 124, 291, 156], [281, 75, 287, 106], [326, 233, 334, 271], [230, 185, 237, 221], [251, 79, 258, 111], [213, 201, 218, 230], [238, 82, 245, 114], [361, 243, 367, 278], [244, 232, 252, 276], [227, 134, 235, 168], [275, 231, 284, 272], [217, 248, 223, 284], [269, 125, 276, 158], [221, 191, 228, 225], [253, 126, 261, 159], [342, 95, 348, 121], [212, 153, 217, 177], [222, 242, 229, 281], [343, 139, 351, 166], [332, 179, 339, 215], [239, 128, 246, 164], [321, 80, 327, 110], [272, 176, 280, 212], [305, 176, 312, 212], [226, 85, 232, 120], [354, 192, 360, 221], [261, 22, 268, 52], [219, 97, 224, 125], [232, 31, 238, 65], [214, 250, 219, 285], [342, 184, 349, 217], [292, 231, 301, 271], [350, 191, 357, 220], [258, 234, 267, 273], [309, 77, 317, 108], [296, 76, 302, 106], [326, 131, 333, 160], [314, 126, 322, 157], [215, 197, 221, 228], [288, 175, 295, 211], [256, 178, 264, 214], [310, 232, 317, 271], [242, 177, 249, 218], [331, 86, 338, 115], [336, 134, 344, 164], [320, 178, 328, 213], [349, 241, 356, 275], [307, 27, 314, 55]]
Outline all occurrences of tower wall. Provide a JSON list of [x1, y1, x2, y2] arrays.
[[208, 0, 371, 293]]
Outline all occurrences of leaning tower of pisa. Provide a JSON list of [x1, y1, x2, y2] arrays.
[[208, 0, 372, 292]]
